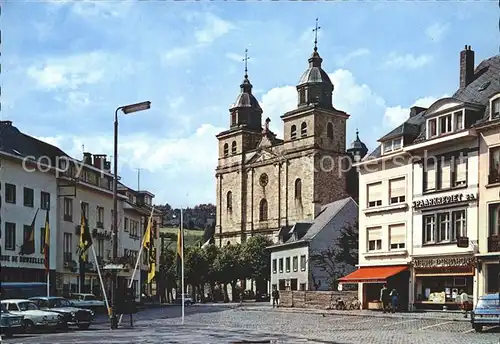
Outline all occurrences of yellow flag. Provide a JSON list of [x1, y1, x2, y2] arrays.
[[143, 217, 152, 251]]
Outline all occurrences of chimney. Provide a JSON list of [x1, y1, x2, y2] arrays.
[[410, 106, 427, 118], [460, 45, 475, 89], [93, 154, 106, 169], [83, 152, 92, 165]]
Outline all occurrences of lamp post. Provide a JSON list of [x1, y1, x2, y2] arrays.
[[111, 101, 151, 330]]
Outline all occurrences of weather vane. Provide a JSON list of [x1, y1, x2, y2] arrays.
[[313, 18, 321, 51], [243, 48, 250, 78]]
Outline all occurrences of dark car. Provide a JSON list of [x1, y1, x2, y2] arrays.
[[470, 293, 500, 332], [30, 297, 94, 330]]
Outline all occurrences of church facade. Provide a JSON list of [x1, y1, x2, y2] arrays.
[[214, 45, 367, 247]]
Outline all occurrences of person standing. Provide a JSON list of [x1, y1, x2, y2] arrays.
[[380, 284, 390, 313], [390, 288, 399, 313], [272, 287, 280, 308], [459, 290, 470, 318]]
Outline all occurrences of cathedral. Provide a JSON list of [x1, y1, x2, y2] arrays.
[[214, 40, 368, 247]]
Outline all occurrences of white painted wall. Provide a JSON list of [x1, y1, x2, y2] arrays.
[[270, 245, 309, 290]]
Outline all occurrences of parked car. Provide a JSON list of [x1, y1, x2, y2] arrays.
[[471, 293, 500, 332], [0, 306, 24, 338], [255, 292, 270, 302], [69, 293, 105, 310], [30, 296, 94, 330], [1, 299, 63, 331], [175, 294, 194, 306]]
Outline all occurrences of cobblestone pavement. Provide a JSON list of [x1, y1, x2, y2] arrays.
[[4, 304, 499, 344]]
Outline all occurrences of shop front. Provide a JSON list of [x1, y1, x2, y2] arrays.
[[339, 265, 410, 311], [412, 255, 476, 310]]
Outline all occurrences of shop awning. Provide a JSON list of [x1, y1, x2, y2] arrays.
[[338, 265, 408, 284]]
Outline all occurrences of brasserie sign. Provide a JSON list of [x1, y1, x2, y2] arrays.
[[413, 256, 475, 268], [0, 255, 44, 265], [413, 193, 477, 210]]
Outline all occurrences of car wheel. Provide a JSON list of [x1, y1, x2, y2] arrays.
[[77, 323, 90, 330], [474, 324, 483, 332], [23, 319, 35, 331]]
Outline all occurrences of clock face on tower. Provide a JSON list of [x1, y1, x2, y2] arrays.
[[259, 173, 268, 187]]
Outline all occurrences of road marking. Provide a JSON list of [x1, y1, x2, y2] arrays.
[[418, 321, 453, 330], [382, 319, 418, 327], [461, 328, 475, 334]]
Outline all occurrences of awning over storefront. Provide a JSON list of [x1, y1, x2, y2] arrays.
[[339, 265, 408, 284]]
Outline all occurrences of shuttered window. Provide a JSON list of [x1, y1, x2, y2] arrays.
[[367, 227, 382, 251], [389, 224, 406, 250], [367, 182, 382, 208], [440, 160, 451, 189], [389, 178, 406, 204], [424, 162, 436, 191], [453, 157, 467, 186]]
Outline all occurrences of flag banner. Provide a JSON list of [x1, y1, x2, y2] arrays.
[[43, 208, 50, 273], [77, 202, 93, 260], [147, 245, 156, 283], [20, 208, 39, 255], [176, 226, 183, 277], [143, 216, 152, 251]]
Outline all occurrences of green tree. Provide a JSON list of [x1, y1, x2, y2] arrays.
[[184, 246, 208, 301], [202, 244, 220, 300], [159, 248, 176, 302], [335, 221, 358, 267], [213, 243, 244, 302], [241, 235, 273, 293]]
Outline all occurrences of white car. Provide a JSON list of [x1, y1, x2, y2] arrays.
[[69, 293, 105, 309], [1, 299, 62, 330]]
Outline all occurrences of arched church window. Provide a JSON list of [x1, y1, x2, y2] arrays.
[[327, 123, 333, 140], [294, 179, 302, 200], [301, 122, 307, 137], [259, 199, 268, 221], [291, 125, 297, 140], [223, 143, 229, 157], [226, 191, 232, 211], [231, 141, 237, 154]]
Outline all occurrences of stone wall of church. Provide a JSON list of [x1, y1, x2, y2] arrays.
[[313, 152, 349, 206], [250, 163, 280, 233], [313, 114, 347, 152], [218, 170, 242, 241], [285, 155, 315, 223]]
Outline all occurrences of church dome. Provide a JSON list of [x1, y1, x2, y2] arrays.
[[297, 50, 333, 87], [230, 76, 262, 112], [351, 130, 367, 151]]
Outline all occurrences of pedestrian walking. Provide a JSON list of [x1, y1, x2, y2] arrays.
[[272, 287, 280, 308], [389, 289, 399, 313], [380, 284, 390, 313], [459, 290, 470, 318]]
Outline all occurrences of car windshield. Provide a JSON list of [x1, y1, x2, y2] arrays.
[[476, 298, 500, 309], [18, 302, 38, 311], [50, 298, 71, 307]]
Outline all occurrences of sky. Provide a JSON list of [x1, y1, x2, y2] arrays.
[[2, 0, 498, 208]]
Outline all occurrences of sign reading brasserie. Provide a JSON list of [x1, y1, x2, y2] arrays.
[[413, 193, 477, 210], [0, 255, 44, 265], [413, 256, 475, 268]]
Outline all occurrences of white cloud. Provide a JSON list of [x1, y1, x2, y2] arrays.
[[226, 53, 244, 63], [383, 95, 448, 127], [194, 13, 234, 44], [385, 52, 433, 69], [425, 22, 450, 43], [26, 52, 124, 90], [335, 48, 371, 66], [162, 47, 192, 62]]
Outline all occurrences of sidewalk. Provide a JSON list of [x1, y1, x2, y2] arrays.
[[238, 304, 471, 322]]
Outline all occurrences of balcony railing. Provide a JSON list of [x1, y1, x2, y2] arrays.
[[488, 170, 500, 185], [488, 235, 500, 252]]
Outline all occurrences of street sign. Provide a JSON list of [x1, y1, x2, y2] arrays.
[[457, 237, 469, 248]]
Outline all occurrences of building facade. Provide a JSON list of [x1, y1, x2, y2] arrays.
[[341, 46, 500, 311], [215, 44, 366, 246]]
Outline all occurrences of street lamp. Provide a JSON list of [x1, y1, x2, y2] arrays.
[[111, 101, 151, 329]]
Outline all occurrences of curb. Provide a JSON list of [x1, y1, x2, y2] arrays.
[[238, 306, 471, 323]]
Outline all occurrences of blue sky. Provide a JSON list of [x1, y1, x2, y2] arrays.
[[2, 0, 498, 207]]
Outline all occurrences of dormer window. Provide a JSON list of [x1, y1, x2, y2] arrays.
[[428, 118, 437, 137], [491, 97, 500, 119], [455, 111, 464, 130], [426, 109, 465, 139], [383, 137, 402, 154], [439, 114, 452, 134]]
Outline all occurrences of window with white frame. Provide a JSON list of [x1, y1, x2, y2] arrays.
[[389, 178, 406, 204], [423, 161, 436, 192], [428, 118, 437, 138], [454, 110, 464, 131], [367, 182, 382, 208], [439, 114, 452, 134], [437, 212, 451, 242], [389, 224, 405, 250], [452, 155, 467, 187], [423, 214, 436, 244], [300, 255, 306, 271], [272, 259, 277, 274], [452, 210, 467, 241], [489, 147, 500, 184], [491, 97, 500, 119], [383, 137, 402, 154], [367, 227, 382, 251], [489, 203, 500, 236], [439, 159, 452, 189], [279, 258, 283, 273]]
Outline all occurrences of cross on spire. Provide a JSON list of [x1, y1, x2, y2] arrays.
[[243, 48, 250, 78], [313, 18, 321, 51]]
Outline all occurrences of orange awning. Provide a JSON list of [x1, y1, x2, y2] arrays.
[[339, 265, 408, 284]]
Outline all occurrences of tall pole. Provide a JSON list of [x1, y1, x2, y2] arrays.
[[181, 208, 185, 325], [111, 107, 119, 329], [137, 168, 141, 191]]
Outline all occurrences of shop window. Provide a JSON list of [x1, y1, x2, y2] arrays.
[[486, 264, 500, 293], [290, 125, 297, 140], [300, 255, 306, 271], [272, 259, 277, 274], [293, 256, 298, 272], [279, 258, 283, 273], [367, 227, 382, 251], [278, 279, 286, 291], [367, 182, 382, 208], [389, 178, 405, 204], [423, 161, 436, 192], [285, 257, 291, 272], [423, 215, 436, 244], [291, 278, 298, 291], [452, 156, 467, 187], [389, 224, 405, 250]]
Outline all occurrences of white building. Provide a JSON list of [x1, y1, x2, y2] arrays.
[[340, 46, 500, 311], [269, 197, 358, 293]]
